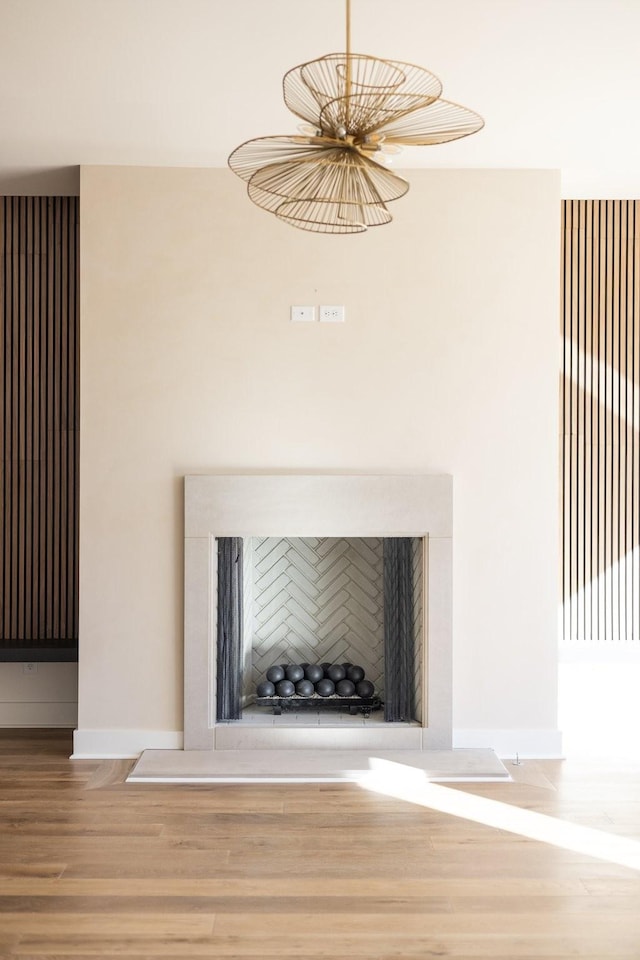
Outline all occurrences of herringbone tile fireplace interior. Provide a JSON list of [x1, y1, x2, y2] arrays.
[[241, 536, 423, 718]]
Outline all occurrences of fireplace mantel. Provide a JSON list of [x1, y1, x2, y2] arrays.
[[184, 474, 452, 751]]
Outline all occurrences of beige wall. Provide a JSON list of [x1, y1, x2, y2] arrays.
[[78, 164, 561, 755]]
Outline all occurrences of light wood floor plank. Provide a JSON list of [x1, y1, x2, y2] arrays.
[[0, 913, 215, 935], [0, 877, 594, 897], [11, 936, 640, 958]]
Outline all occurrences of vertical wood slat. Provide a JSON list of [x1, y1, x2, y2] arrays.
[[0, 197, 79, 654], [562, 200, 640, 644]]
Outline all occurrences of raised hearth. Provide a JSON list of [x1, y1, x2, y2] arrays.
[[128, 748, 509, 784]]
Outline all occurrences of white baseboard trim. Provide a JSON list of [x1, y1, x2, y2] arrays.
[[0, 702, 78, 727], [453, 728, 564, 759], [72, 728, 184, 759]]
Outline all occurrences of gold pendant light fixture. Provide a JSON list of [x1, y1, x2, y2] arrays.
[[228, 0, 484, 234]]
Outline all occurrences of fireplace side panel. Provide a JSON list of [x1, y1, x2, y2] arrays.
[[412, 537, 424, 724], [241, 537, 254, 707]]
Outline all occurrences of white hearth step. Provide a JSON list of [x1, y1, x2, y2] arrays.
[[127, 747, 510, 784]]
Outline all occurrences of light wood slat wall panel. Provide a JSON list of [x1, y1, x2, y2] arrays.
[[0, 197, 79, 657], [562, 200, 640, 644]]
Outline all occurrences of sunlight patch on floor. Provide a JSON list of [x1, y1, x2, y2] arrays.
[[360, 758, 640, 872]]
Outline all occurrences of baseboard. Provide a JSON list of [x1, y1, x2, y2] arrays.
[[72, 728, 183, 759], [453, 728, 564, 759], [0, 701, 78, 727]]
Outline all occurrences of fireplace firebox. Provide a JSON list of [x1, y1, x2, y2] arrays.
[[216, 535, 424, 723]]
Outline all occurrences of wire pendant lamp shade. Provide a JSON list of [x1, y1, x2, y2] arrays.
[[228, 0, 484, 234]]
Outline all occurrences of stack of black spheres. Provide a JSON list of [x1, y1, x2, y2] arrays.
[[256, 662, 375, 700]]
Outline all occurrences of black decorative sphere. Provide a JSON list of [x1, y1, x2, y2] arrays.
[[285, 664, 304, 683], [336, 679, 356, 697], [341, 663, 352, 671], [346, 664, 365, 684], [320, 662, 331, 674], [276, 679, 295, 697], [305, 664, 324, 684], [356, 679, 374, 698], [295, 679, 315, 697], [266, 665, 285, 683], [326, 664, 346, 683], [315, 678, 335, 697], [256, 680, 276, 698]]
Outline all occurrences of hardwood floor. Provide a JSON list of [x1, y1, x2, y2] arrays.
[[1, 730, 640, 958]]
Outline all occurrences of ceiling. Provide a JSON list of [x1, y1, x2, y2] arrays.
[[1, 0, 639, 196]]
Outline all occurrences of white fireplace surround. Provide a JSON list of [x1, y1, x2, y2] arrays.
[[184, 474, 452, 751]]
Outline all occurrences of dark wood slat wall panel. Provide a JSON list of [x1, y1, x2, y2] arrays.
[[0, 197, 79, 657], [562, 200, 640, 644]]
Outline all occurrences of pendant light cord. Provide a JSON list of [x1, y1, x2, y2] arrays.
[[345, 0, 351, 127]]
